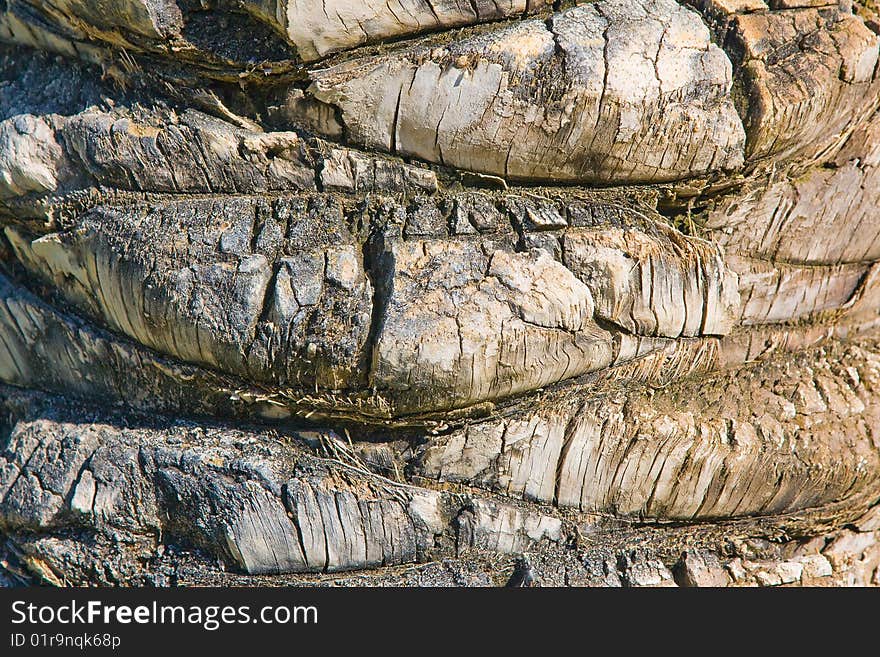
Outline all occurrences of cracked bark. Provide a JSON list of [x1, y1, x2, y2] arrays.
[[0, 0, 879, 587]]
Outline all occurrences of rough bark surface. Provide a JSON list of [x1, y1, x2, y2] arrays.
[[0, 0, 879, 586]]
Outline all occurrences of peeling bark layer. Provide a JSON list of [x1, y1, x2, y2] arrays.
[[297, 0, 746, 183]]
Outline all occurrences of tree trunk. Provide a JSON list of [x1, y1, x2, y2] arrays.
[[0, 0, 879, 587]]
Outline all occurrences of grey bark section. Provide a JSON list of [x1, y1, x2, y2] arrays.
[[0, 43, 877, 425], [6, 518, 879, 586], [62, 110, 315, 193], [2, 386, 878, 586], [370, 218, 739, 414], [0, 240, 875, 427], [0, 108, 317, 202], [0, 106, 440, 218], [299, 0, 746, 183]]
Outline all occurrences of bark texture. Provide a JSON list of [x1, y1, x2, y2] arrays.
[[0, 0, 879, 586]]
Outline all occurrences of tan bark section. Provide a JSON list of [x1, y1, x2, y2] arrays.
[[706, 110, 880, 266], [419, 339, 880, 519], [302, 0, 745, 183], [241, 0, 551, 61]]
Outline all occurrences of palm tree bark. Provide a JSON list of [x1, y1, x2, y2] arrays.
[[0, 0, 879, 586]]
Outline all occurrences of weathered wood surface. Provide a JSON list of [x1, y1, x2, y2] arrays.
[[297, 0, 746, 183], [242, 0, 553, 61], [1, 385, 878, 586], [0, 0, 879, 586], [416, 338, 880, 519]]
